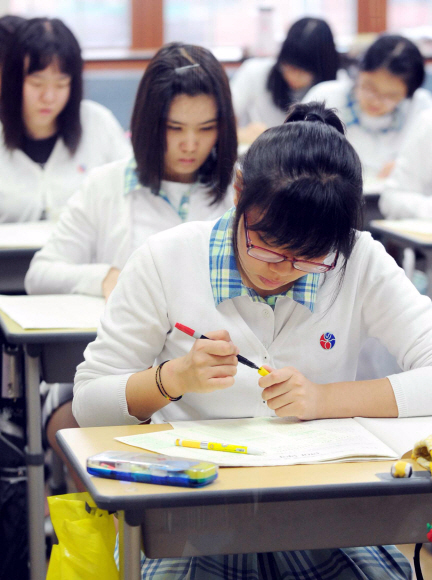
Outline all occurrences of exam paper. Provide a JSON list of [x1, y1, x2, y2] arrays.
[[115, 417, 398, 467], [0, 221, 54, 249], [377, 219, 432, 236], [0, 294, 105, 329]]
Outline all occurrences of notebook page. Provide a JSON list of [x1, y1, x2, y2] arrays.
[[0, 294, 104, 329], [354, 417, 432, 457], [376, 220, 432, 236], [116, 417, 398, 467]]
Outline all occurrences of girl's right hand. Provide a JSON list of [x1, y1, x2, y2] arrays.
[[165, 330, 239, 397]]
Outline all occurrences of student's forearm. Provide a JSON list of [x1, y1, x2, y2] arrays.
[[126, 359, 185, 421], [321, 378, 398, 418]]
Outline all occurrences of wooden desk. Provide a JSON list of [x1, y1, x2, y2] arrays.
[[370, 219, 432, 296], [58, 424, 432, 580], [0, 308, 96, 580], [0, 222, 53, 293]]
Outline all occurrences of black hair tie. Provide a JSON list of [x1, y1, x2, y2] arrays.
[[304, 112, 325, 124]]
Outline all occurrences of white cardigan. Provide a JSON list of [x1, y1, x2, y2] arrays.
[[380, 108, 432, 219], [230, 58, 288, 128], [303, 79, 432, 183], [0, 100, 131, 223], [73, 220, 432, 427], [24, 158, 234, 297]]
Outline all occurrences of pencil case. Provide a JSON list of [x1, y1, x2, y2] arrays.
[[87, 450, 218, 487]]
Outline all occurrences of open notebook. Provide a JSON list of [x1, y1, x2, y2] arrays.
[[115, 416, 432, 467]]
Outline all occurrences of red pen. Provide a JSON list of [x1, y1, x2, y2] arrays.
[[175, 322, 269, 376]]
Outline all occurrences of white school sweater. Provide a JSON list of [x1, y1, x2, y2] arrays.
[[24, 158, 234, 296], [230, 58, 288, 128], [73, 220, 432, 427], [380, 108, 432, 219], [0, 100, 131, 223], [303, 79, 432, 183]]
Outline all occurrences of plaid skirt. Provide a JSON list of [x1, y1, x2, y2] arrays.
[[114, 543, 412, 579]]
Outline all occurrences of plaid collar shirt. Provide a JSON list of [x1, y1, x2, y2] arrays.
[[209, 207, 319, 312], [124, 157, 194, 221]]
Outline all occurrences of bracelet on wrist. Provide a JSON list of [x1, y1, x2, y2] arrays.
[[155, 360, 182, 402]]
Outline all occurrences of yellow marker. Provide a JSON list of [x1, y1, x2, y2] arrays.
[[258, 367, 270, 376], [176, 438, 263, 455]]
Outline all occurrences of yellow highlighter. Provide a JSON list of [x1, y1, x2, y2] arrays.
[[176, 438, 264, 455]]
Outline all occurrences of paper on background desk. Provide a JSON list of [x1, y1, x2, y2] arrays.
[[377, 219, 432, 236], [0, 294, 105, 329], [115, 417, 401, 467], [0, 221, 54, 249]]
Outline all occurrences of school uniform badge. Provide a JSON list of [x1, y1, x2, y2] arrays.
[[320, 333, 335, 350]]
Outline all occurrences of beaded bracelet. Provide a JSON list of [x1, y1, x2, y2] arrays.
[[155, 360, 183, 402]]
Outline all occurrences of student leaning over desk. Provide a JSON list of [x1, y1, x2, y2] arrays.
[[231, 17, 339, 143], [380, 107, 432, 218], [73, 102, 427, 579], [0, 17, 131, 223], [25, 42, 237, 486], [303, 34, 432, 188]]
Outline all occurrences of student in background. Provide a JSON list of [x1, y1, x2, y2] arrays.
[[25, 42, 237, 481], [0, 14, 25, 92], [73, 102, 429, 578], [0, 17, 131, 223], [380, 107, 432, 218], [303, 35, 432, 189], [231, 17, 338, 144]]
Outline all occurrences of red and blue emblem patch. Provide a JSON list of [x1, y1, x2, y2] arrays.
[[320, 332, 336, 350]]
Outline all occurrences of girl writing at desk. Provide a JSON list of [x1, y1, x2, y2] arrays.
[[25, 42, 237, 486], [303, 35, 432, 190], [231, 17, 339, 145], [73, 102, 430, 579], [0, 17, 131, 222]]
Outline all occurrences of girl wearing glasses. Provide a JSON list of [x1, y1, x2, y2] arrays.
[[303, 35, 432, 190], [73, 102, 428, 579]]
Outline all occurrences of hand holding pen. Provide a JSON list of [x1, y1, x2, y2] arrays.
[[159, 323, 270, 400], [175, 323, 269, 376], [168, 328, 240, 395]]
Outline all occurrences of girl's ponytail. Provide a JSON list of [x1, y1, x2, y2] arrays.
[[284, 101, 345, 135]]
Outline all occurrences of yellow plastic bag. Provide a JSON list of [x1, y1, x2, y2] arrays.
[[47, 491, 119, 580]]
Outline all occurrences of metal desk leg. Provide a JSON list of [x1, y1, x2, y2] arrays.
[[425, 251, 432, 299], [118, 511, 141, 580], [24, 345, 46, 580]]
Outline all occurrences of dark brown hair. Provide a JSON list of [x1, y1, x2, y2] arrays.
[[0, 17, 83, 154], [130, 42, 237, 204]]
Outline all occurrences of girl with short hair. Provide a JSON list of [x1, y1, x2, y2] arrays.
[[25, 42, 238, 482]]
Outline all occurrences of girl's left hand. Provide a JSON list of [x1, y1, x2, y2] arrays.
[[259, 366, 323, 420]]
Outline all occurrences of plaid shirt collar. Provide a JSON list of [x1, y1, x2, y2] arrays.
[[124, 157, 141, 194], [345, 89, 404, 133], [123, 157, 193, 222], [209, 208, 319, 312]]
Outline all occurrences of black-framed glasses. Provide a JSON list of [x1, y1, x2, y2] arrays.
[[244, 216, 338, 274]]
